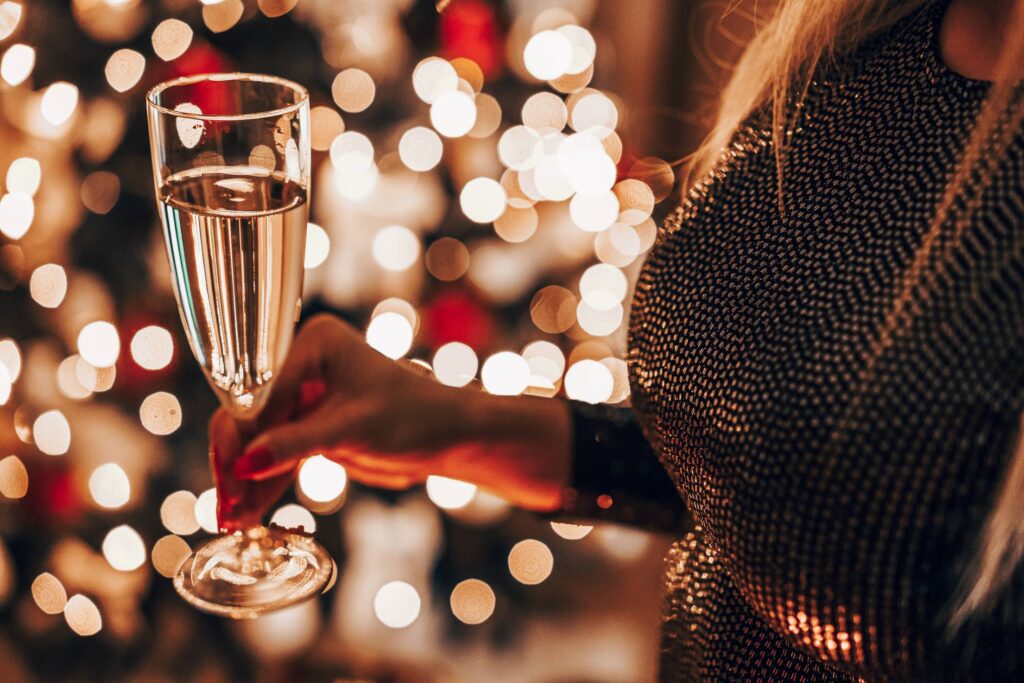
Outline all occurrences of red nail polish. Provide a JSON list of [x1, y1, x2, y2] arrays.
[[233, 447, 274, 479]]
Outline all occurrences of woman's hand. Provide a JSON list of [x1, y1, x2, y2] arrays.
[[210, 314, 572, 531]]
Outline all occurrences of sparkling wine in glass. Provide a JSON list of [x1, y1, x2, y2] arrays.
[[147, 73, 334, 618]]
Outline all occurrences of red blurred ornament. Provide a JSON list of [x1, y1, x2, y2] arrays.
[[440, 0, 504, 79], [421, 288, 495, 350]]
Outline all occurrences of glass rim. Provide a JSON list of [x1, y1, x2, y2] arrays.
[[146, 72, 309, 122]]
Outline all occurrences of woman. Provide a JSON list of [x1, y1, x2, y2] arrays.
[[212, 0, 1024, 679]]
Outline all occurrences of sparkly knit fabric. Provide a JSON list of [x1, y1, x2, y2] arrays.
[[565, 3, 1024, 680]]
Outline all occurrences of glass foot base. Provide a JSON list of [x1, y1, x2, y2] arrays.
[[174, 526, 335, 619]]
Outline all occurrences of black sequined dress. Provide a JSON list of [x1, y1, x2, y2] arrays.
[[562, 3, 1024, 680]]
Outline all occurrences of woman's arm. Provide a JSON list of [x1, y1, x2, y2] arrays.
[[212, 313, 688, 533]]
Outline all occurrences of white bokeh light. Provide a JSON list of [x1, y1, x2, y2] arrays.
[[33, 410, 70, 455], [432, 342, 478, 388], [40, 81, 78, 126], [430, 90, 477, 138], [298, 455, 347, 503], [304, 222, 331, 269], [102, 525, 146, 572], [77, 321, 120, 368], [564, 359, 615, 404], [460, 177, 506, 223], [89, 463, 130, 509], [425, 475, 477, 510], [0, 192, 34, 239], [374, 581, 421, 629], [398, 126, 444, 172], [481, 352, 530, 396], [372, 225, 420, 272], [130, 325, 173, 370], [6, 157, 41, 195], [523, 30, 573, 81], [366, 312, 414, 360], [1, 43, 34, 86]]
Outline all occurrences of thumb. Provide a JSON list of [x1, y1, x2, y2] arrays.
[[231, 399, 372, 481]]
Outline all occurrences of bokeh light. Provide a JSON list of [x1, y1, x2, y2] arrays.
[[88, 463, 130, 509], [481, 352, 530, 396], [103, 48, 145, 92], [412, 56, 458, 104], [432, 342, 478, 387], [151, 19, 192, 61], [161, 490, 200, 536], [304, 222, 331, 269], [374, 581, 421, 629], [194, 488, 218, 534], [31, 572, 67, 615], [508, 539, 554, 585], [64, 594, 102, 636], [139, 391, 182, 435], [430, 90, 476, 138], [550, 522, 594, 540], [298, 455, 347, 503], [80, 170, 120, 214], [366, 312, 414, 360], [425, 475, 477, 510], [34, 409, 71, 455], [564, 359, 615, 404], [332, 68, 376, 113], [130, 325, 173, 370], [0, 43, 34, 86], [310, 106, 345, 151], [523, 30, 572, 81], [77, 321, 120, 368], [450, 579, 496, 625], [460, 177, 506, 223], [270, 504, 316, 533], [398, 126, 444, 172], [425, 237, 470, 281], [102, 524, 146, 571], [40, 81, 78, 126], [151, 535, 191, 578], [0, 455, 28, 499], [6, 157, 41, 195], [0, 191, 34, 239], [372, 225, 420, 271], [29, 263, 67, 308]]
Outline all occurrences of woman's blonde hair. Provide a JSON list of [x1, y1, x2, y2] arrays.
[[687, 0, 1024, 628]]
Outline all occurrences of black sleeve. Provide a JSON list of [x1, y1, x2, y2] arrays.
[[556, 401, 691, 534]]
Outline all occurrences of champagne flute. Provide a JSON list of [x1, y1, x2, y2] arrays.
[[146, 73, 334, 618]]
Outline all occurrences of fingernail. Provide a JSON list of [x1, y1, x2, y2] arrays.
[[233, 447, 274, 479]]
